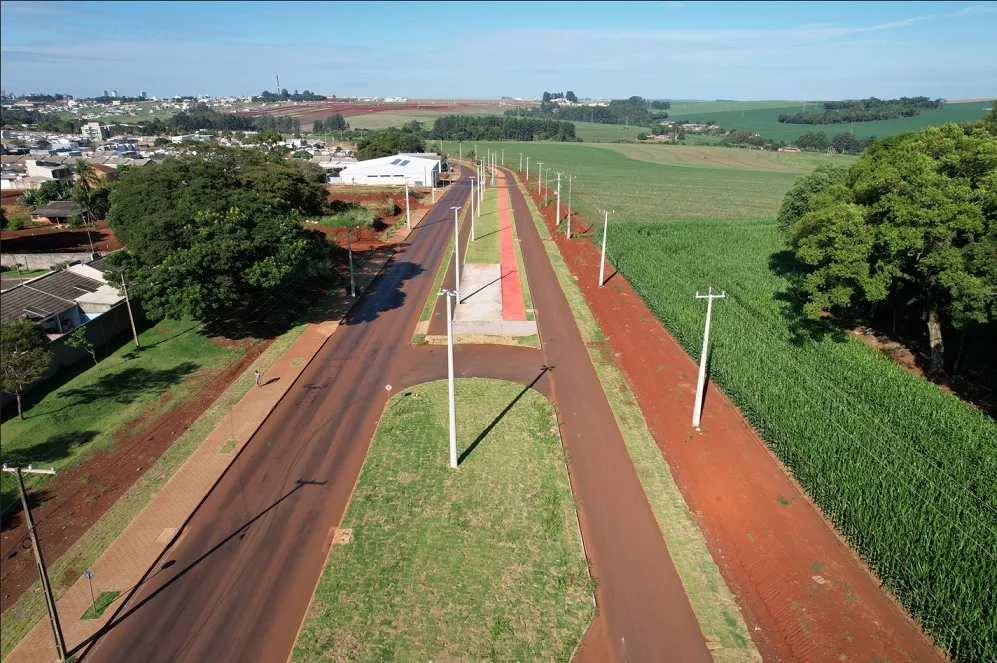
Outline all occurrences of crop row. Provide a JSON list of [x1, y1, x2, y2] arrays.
[[605, 218, 997, 663]]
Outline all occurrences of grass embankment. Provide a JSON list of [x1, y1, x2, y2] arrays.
[[292, 378, 593, 662], [512, 174, 759, 661], [1, 319, 240, 505], [0, 268, 50, 280], [0, 294, 338, 659], [604, 218, 997, 662]]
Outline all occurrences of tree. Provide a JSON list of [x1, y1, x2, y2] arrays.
[[356, 129, 425, 160], [65, 327, 97, 367], [776, 163, 850, 231], [565, 91, 578, 103], [71, 161, 111, 226], [154, 137, 170, 146], [830, 132, 862, 155], [787, 121, 997, 373], [1, 319, 54, 419], [542, 91, 552, 103], [796, 131, 829, 152]]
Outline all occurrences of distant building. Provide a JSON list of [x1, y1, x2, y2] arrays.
[[82, 122, 111, 141], [171, 134, 213, 144], [338, 154, 440, 187], [102, 89, 109, 97], [30, 200, 82, 224], [25, 159, 73, 181], [111, 90, 118, 97], [140, 91, 147, 99]]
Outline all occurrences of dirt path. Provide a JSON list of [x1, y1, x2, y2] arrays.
[[515, 170, 945, 663]]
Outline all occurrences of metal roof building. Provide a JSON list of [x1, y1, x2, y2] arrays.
[[338, 154, 440, 187]]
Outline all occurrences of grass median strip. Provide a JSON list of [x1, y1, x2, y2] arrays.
[[513, 172, 761, 662], [292, 378, 593, 662]]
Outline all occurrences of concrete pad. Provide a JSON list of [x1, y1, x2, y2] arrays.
[[455, 263, 502, 322], [452, 320, 538, 336]]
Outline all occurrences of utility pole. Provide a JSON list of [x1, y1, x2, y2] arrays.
[[450, 206, 462, 302], [459, 142, 462, 161], [119, 276, 141, 348], [599, 210, 613, 287], [519, 152, 523, 172], [438, 289, 459, 469], [567, 174, 573, 230], [537, 162, 543, 195], [692, 287, 726, 430], [346, 228, 356, 297], [404, 182, 411, 230], [525, 156, 530, 179], [2, 464, 67, 661], [501, 148, 504, 166], [491, 150, 495, 185], [555, 172, 562, 225], [469, 178, 476, 240]]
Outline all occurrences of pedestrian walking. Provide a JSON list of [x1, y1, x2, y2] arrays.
[[254, 370, 262, 387]]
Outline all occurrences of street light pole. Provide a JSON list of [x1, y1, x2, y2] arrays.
[[469, 178, 476, 240], [3, 464, 66, 662], [519, 152, 523, 172], [120, 276, 141, 348], [555, 172, 562, 225], [501, 148, 504, 166], [346, 228, 356, 297], [692, 287, 726, 430], [439, 289, 459, 469], [537, 162, 543, 195], [450, 206, 462, 302], [525, 156, 530, 179], [404, 182, 411, 230], [599, 210, 610, 287]]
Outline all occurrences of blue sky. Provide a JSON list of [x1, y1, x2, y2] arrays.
[[1, 1, 995, 100]]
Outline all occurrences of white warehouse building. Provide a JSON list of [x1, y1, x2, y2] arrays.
[[338, 154, 441, 187]]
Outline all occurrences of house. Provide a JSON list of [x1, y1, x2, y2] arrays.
[[25, 159, 73, 181], [338, 153, 441, 187], [30, 200, 82, 224]]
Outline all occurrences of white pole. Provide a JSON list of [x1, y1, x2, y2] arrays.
[[405, 182, 411, 230], [599, 211, 608, 287], [526, 156, 530, 179], [470, 178, 476, 240], [347, 228, 356, 297], [567, 174, 573, 225], [519, 152, 523, 172], [537, 162, 543, 195], [556, 172, 562, 225], [692, 287, 726, 430], [444, 290, 458, 468], [451, 206, 461, 302], [501, 148, 504, 166]]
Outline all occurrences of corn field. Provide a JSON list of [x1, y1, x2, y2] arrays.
[[606, 217, 997, 663]]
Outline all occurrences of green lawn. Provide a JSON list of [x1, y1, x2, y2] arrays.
[[464, 185, 500, 263], [292, 378, 593, 662], [0, 319, 240, 508], [667, 101, 992, 142], [0, 268, 50, 279], [573, 121, 643, 142]]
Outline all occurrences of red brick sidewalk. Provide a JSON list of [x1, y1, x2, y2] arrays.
[[497, 170, 526, 322]]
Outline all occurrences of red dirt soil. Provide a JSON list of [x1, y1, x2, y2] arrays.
[[513, 170, 946, 663], [0, 220, 122, 253], [0, 339, 269, 613], [235, 102, 456, 119]]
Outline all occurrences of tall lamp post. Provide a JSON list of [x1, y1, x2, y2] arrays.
[[450, 206, 462, 302], [346, 228, 356, 297], [692, 287, 726, 430], [438, 289, 459, 468], [469, 178, 476, 241]]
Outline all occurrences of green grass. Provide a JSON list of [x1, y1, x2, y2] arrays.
[[512, 175, 760, 661], [573, 121, 643, 142], [0, 319, 240, 506], [463, 185, 500, 264], [0, 292, 337, 660], [292, 378, 593, 662], [603, 218, 997, 663], [446, 141, 804, 220], [0, 268, 50, 279], [80, 590, 120, 620], [306, 207, 377, 229], [667, 101, 992, 142]]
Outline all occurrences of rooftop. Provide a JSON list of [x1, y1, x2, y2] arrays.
[[31, 200, 82, 218], [0, 268, 103, 324]]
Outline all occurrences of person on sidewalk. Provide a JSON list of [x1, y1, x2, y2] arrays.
[[254, 370, 262, 387]]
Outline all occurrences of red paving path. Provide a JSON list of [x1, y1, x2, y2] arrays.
[[514, 169, 946, 663], [496, 171, 526, 321]]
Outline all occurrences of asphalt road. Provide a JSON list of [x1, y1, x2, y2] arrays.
[[78, 168, 710, 662]]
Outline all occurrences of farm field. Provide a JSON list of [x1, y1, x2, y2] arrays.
[[445, 141, 827, 219], [572, 120, 643, 142], [292, 378, 593, 662], [667, 100, 993, 142], [479, 138, 995, 661], [326, 103, 512, 131]]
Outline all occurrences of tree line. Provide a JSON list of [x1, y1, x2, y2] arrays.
[[312, 114, 349, 133], [506, 95, 667, 126], [430, 115, 577, 142], [780, 96, 944, 124], [795, 130, 877, 154], [133, 105, 300, 135], [253, 89, 327, 102], [778, 101, 997, 377]]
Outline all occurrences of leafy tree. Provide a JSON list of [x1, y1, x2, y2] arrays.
[[1, 319, 54, 419], [796, 131, 829, 151], [356, 129, 425, 160], [292, 150, 311, 159], [787, 119, 997, 373], [65, 327, 97, 367], [542, 91, 552, 103], [107, 148, 326, 265], [30, 178, 73, 208], [830, 132, 862, 154], [776, 163, 850, 231], [71, 160, 111, 225], [154, 137, 170, 146], [637, 132, 648, 141], [565, 91, 578, 103]]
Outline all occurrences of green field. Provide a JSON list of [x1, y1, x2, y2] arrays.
[[464, 184, 500, 263], [667, 101, 993, 142], [572, 121, 644, 142], [292, 378, 593, 662], [445, 141, 852, 220], [0, 319, 240, 510]]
